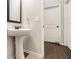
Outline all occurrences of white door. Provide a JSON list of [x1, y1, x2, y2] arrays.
[[44, 6, 61, 43]]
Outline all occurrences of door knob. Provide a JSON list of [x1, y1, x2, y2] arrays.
[[56, 25, 59, 28]]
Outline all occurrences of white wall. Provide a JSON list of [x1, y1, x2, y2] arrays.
[[23, 0, 44, 58], [7, 0, 44, 59]]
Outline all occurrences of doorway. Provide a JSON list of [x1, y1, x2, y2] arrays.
[[43, 0, 71, 59], [44, 5, 61, 43], [44, 0, 63, 44]]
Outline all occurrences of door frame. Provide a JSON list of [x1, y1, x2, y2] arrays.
[[42, 0, 65, 45], [41, 0, 65, 58], [60, 0, 64, 45]]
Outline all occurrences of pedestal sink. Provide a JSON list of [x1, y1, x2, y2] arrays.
[[7, 28, 32, 59]]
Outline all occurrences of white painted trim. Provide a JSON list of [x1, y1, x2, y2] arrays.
[[60, 42, 71, 50], [59, 0, 65, 44], [41, 0, 44, 57], [68, 46, 71, 50], [24, 49, 44, 58], [60, 42, 65, 45]]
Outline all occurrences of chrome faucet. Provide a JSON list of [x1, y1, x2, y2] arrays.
[[15, 26, 21, 29]]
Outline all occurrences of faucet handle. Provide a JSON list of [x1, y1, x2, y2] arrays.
[[15, 26, 21, 29]]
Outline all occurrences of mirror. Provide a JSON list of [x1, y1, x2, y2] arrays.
[[7, 0, 22, 23]]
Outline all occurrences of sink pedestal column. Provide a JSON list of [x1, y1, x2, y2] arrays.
[[15, 36, 25, 59]]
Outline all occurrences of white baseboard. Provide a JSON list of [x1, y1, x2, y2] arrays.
[[59, 42, 65, 46], [60, 43, 71, 50], [24, 49, 44, 58]]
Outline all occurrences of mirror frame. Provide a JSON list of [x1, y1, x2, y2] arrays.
[[7, 0, 22, 23]]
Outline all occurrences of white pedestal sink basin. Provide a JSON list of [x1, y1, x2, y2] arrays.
[[8, 29, 31, 36], [7, 28, 32, 59]]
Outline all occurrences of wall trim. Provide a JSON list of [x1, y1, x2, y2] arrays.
[[23, 49, 44, 58], [59, 42, 71, 50], [60, 42, 65, 45]]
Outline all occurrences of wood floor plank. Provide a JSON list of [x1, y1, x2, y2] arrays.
[[44, 42, 71, 59]]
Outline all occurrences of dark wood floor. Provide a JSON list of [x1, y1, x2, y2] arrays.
[[44, 42, 71, 59]]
